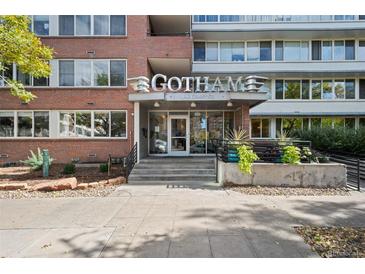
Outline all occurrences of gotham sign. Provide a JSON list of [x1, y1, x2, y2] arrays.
[[128, 74, 268, 93]]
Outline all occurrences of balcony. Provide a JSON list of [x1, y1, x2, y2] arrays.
[[192, 60, 365, 77], [148, 15, 190, 37], [192, 15, 365, 40], [250, 100, 365, 116]]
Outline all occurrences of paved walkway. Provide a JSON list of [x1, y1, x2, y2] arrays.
[[1, 185, 364, 257]]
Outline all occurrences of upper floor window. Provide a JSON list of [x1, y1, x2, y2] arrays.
[[247, 41, 272, 61], [0, 63, 49, 87], [311, 40, 355, 61], [359, 41, 365, 61], [58, 15, 126, 36], [32, 15, 49, 35], [58, 59, 127, 87], [220, 42, 244, 61], [275, 41, 309, 61], [275, 79, 355, 100]]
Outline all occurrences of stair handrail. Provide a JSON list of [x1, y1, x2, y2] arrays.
[[124, 143, 138, 183]]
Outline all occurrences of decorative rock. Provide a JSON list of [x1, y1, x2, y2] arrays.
[[108, 176, 125, 185], [0, 183, 28, 191], [75, 183, 88, 190], [88, 182, 99, 188], [98, 180, 108, 186], [31, 177, 77, 191]]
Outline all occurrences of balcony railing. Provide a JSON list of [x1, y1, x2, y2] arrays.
[[193, 15, 364, 23]]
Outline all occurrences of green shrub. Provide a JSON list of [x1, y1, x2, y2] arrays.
[[99, 163, 108, 173], [63, 163, 75, 174], [281, 146, 301, 164], [301, 146, 318, 163], [237, 145, 259, 174], [291, 127, 365, 154], [21, 148, 54, 170]]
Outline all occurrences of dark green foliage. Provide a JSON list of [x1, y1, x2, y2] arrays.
[[63, 163, 75, 174], [291, 128, 365, 154], [99, 163, 108, 173]]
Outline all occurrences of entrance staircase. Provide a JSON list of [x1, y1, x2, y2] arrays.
[[128, 157, 217, 186]]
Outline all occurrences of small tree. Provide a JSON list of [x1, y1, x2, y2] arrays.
[[0, 16, 53, 103]]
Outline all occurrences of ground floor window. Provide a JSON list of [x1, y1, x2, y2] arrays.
[[0, 111, 49, 138], [275, 117, 357, 137], [251, 118, 270, 138], [59, 111, 126, 138]]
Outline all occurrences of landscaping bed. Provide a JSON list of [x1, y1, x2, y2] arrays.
[[224, 182, 349, 196], [0, 164, 125, 198], [295, 226, 365, 258], [0, 184, 118, 199]]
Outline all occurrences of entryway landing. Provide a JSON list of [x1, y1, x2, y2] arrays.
[[128, 157, 217, 186]]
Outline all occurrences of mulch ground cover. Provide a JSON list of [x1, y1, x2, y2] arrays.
[[224, 182, 349, 196], [295, 226, 365, 258], [0, 164, 122, 186]]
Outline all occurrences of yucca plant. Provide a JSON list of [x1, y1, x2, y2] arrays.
[[21, 148, 54, 170], [277, 130, 292, 146], [225, 128, 252, 146]]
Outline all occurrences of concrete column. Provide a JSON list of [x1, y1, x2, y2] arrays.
[[133, 102, 140, 163]]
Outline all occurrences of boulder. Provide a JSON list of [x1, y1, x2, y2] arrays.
[[31, 177, 77, 191], [108, 176, 125, 185], [0, 183, 28, 191], [98, 180, 108, 186], [88, 182, 99, 188], [75, 183, 89, 190]]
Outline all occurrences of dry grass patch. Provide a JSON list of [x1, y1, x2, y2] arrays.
[[295, 226, 365, 258]]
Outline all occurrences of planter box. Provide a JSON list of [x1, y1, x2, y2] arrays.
[[217, 161, 347, 188]]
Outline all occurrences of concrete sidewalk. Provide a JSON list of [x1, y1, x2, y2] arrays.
[[1, 185, 364, 257]]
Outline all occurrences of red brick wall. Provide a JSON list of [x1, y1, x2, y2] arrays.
[[0, 139, 132, 164], [234, 104, 250, 134], [0, 15, 192, 164]]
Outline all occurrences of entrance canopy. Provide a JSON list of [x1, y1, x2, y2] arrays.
[[129, 91, 268, 108]]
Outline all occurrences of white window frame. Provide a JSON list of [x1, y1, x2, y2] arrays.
[[250, 118, 271, 139], [274, 78, 358, 101], [58, 59, 127, 88], [57, 15, 127, 37], [57, 110, 128, 139], [0, 111, 50, 139], [31, 15, 50, 36]]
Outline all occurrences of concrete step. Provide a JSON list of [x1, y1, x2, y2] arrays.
[[128, 180, 220, 187], [134, 163, 215, 169], [131, 168, 215, 175], [139, 157, 215, 164], [128, 156, 216, 185], [128, 174, 216, 182]]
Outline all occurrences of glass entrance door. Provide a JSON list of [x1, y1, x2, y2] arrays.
[[168, 115, 189, 156]]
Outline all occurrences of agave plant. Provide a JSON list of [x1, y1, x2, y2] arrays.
[[225, 128, 252, 146], [21, 148, 54, 170]]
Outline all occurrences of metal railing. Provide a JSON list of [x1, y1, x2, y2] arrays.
[[124, 143, 138, 183], [192, 15, 362, 23], [318, 150, 364, 191], [108, 143, 138, 183], [214, 139, 311, 163], [214, 139, 311, 183]]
